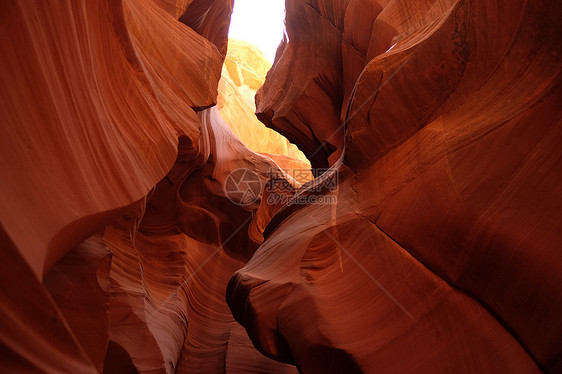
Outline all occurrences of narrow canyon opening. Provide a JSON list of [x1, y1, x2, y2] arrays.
[[218, 0, 312, 185]]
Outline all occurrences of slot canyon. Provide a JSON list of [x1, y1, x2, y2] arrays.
[[0, 0, 561, 373]]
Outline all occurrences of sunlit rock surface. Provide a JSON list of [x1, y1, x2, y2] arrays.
[[1, 0, 561, 373], [218, 38, 311, 175]]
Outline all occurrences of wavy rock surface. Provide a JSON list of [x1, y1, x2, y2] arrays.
[[1, 0, 561, 373], [0, 1, 297, 373], [230, 0, 562, 373]]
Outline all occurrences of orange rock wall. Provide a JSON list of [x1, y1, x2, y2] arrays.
[[232, 0, 562, 373], [1, 0, 561, 373], [0, 1, 296, 373]]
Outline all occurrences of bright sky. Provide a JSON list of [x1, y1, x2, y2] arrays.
[[228, 0, 286, 62]]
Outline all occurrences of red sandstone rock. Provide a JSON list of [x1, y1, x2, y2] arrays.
[[0, 1, 297, 373], [0, 0, 221, 281], [255, 0, 347, 169], [230, 0, 562, 373], [1, 0, 561, 373]]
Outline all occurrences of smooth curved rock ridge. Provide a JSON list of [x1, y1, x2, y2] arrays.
[[229, 0, 562, 372], [0, 0, 222, 281]]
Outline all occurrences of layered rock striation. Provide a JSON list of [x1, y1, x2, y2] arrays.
[[1, 0, 561, 373], [1, 1, 297, 373], [232, 0, 562, 373]]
